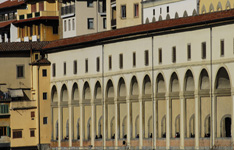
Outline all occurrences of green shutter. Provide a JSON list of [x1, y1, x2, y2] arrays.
[[7, 126, 10, 137]]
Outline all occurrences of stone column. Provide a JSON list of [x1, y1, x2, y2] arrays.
[[211, 93, 216, 148], [103, 101, 107, 147], [127, 97, 131, 148], [166, 93, 170, 149], [58, 106, 62, 148], [195, 92, 199, 149], [232, 90, 234, 146], [139, 95, 143, 149], [180, 93, 185, 149], [69, 104, 74, 147], [91, 101, 96, 147], [80, 104, 84, 147], [114, 98, 119, 148], [153, 97, 157, 149], [51, 107, 54, 141]]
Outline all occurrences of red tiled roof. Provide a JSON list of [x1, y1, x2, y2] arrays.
[[13, 16, 59, 24], [0, 0, 25, 10], [31, 58, 51, 66], [0, 20, 16, 28], [43, 9, 234, 51], [0, 42, 50, 52]]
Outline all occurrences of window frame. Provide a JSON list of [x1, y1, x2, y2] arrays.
[[109, 55, 112, 70], [16, 65, 24, 78], [121, 5, 126, 19], [52, 63, 56, 77], [134, 3, 139, 18], [30, 129, 35, 137], [42, 69, 47, 77], [73, 60, 77, 74], [119, 53, 123, 69], [43, 92, 47, 100], [158, 48, 162, 64], [85, 59, 88, 73], [187, 44, 191, 61], [172, 46, 176, 63], [144, 50, 149, 66], [43, 117, 48, 125], [220, 39, 224, 57], [201, 42, 206, 59], [133, 52, 136, 67], [87, 18, 94, 29], [87, 0, 93, 7], [13, 130, 22, 139], [96, 57, 100, 72], [63, 62, 66, 75]]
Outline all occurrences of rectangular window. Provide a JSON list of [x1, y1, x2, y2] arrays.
[[31, 3, 36, 12], [39, 2, 44, 11], [0, 127, 7, 136], [63, 62, 66, 75], [38, 24, 40, 35], [35, 54, 39, 60], [119, 54, 123, 69], [42, 69, 47, 77], [68, 19, 71, 31], [31, 111, 35, 117], [133, 52, 136, 67], [172, 47, 176, 63], [43, 117, 48, 124], [167, 6, 169, 13], [64, 20, 66, 32], [88, 18, 94, 29], [85, 59, 88, 73], [159, 48, 162, 64], [73, 60, 77, 74], [43, 92, 47, 100], [103, 18, 106, 29], [202, 42, 206, 59], [30, 130, 35, 137], [220, 40, 224, 56], [0, 105, 9, 113], [109, 56, 112, 70], [153, 9, 155, 16], [87, 0, 93, 7], [30, 26, 33, 36], [160, 8, 162, 14], [121, 5, 126, 18], [187, 44, 191, 60], [72, 19, 75, 30], [52, 63, 56, 77], [134, 4, 139, 17], [13, 130, 22, 138], [53, 26, 58, 34], [17, 65, 24, 78], [144, 50, 149, 66], [96, 57, 100, 72]]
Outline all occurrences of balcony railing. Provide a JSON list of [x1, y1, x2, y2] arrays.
[[11, 100, 36, 110], [61, 5, 75, 16], [18, 11, 59, 20]]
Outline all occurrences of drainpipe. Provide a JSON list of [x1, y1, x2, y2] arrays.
[[38, 65, 41, 150], [210, 26, 214, 149]]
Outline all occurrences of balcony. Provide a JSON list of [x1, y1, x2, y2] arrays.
[[11, 100, 37, 110], [61, 5, 75, 18], [18, 11, 59, 20], [0, 136, 10, 145]]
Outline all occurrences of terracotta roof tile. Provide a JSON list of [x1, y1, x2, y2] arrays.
[[0, 42, 50, 52], [31, 58, 51, 66], [0, 20, 16, 28], [43, 9, 234, 50], [0, 0, 25, 10]]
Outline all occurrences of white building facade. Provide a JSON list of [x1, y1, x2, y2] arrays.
[[142, 0, 199, 24], [45, 9, 234, 149]]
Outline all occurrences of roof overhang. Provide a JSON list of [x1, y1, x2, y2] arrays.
[[13, 16, 59, 25]]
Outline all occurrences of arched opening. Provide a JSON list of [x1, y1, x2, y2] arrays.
[[175, 115, 180, 138], [192, 9, 197, 16], [215, 67, 230, 90], [61, 84, 68, 101], [77, 119, 80, 140], [217, 2, 222, 11], [118, 78, 126, 98], [204, 115, 210, 137], [166, 14, 170, 20], [87, 117, 91, 140], [83, 82, 91, 100], [161, 115, 166, 138], [72, 83, 79, 101], [183, 10, 188, 17], [226, 0, 231, 10], [189, 114, 195, 138], [199, 69, 210, 90], [175, 12, 179, 18], [201, 5, 206, 14], [148, 116, 153, 138], [145, 18, 149, 24], [152, 17, 156, 22], [143, 75, 151, 95], [221, 116, 231, 137], [94, 81, 102, 100], [135, 115, 139, 138], [158, 15, 162, 21], [209, 3, 214, 12], [170, 73, 179, 92], [122, 116, 127, 139], [51, 86, 58, 102], [156, 73, 165, 93], [130, 76, 139, 96], [106, 80, 114, 99], [185, 70, 194, 92]]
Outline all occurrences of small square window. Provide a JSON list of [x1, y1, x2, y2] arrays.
[[17, 65, 24, 78], [42, 69, 47, 77], [13, 130, 22, 138], [31, 111, 35, 117], [87, 0, 93, 7], [30, 130, 35, 137], [43, 117, 48, 124], [88, 18, 94, 29], [43, 92, 47, 100]]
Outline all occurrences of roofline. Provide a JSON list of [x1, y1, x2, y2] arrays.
[[13, 16, 59, 25], [43, 11, 234, 53]]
